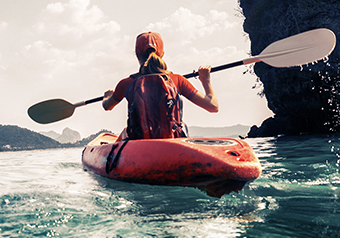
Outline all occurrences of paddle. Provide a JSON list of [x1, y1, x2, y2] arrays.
[[28, 28, 336, 124], [184, 28, 336, 78]]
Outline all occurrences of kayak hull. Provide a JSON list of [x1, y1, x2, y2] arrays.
[[82, 133, 261, 197]]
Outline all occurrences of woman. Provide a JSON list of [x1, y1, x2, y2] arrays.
[[103, 32, 218, 139]]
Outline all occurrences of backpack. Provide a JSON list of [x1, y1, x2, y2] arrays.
[[126, 73, 185, 139]]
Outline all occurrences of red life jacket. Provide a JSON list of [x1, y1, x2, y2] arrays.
[[126, 73, 185, 139]]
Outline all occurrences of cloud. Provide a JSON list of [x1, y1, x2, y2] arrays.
[[0, 21, 8, 31], [145, 7, 237, 46], [34, 0, 121, 48], [4, 0, 131, 85], [145, 7, 208, 44], [3, 2, 244, 86]]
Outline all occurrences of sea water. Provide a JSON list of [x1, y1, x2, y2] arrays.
[[1, 135, 340, 237]]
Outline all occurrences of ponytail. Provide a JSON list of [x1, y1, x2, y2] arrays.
[[138, 50, 169, 75]]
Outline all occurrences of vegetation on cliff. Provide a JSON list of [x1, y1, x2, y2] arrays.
[[0, 125, 61, 151]]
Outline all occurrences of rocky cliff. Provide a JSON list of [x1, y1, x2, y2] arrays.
[[239, 0, 340, 137]]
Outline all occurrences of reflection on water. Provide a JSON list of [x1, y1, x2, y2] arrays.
[[1, 136, 340, 237]]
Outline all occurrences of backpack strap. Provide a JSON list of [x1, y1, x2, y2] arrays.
[[125, 73, 140, 100]]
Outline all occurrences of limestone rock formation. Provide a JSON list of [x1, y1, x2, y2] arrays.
[[239, 0, 340, 137], [57, 127, 81, 143], [40, 127, 81, 143]]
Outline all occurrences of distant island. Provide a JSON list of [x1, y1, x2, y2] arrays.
[[188, 124, 249, 138], [0, 124, 250, 152], [0, 125, 113, 152], [40, 127, 81, 143]]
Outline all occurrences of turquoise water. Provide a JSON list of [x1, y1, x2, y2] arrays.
[[1, 135, 340, 237]]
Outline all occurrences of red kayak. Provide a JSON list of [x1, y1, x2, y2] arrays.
[[82, 133, 261, 197]]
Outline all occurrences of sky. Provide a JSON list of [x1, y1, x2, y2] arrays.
[[0, 0, 273, 138]]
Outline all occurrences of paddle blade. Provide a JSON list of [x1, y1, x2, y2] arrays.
[[28, 99, 75, 124], [258, 28, 336, 67]]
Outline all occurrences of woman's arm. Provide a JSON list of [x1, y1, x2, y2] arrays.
[[102, 77, 133, 111], [189, 66, 219, 113]]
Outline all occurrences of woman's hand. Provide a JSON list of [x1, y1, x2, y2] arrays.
[[198, 66, 212, 84], [104, 90, 114, 99], [102, 89, 118, 111], [190, 65, 218, 113]]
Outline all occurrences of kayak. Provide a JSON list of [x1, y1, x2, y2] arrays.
[[82, 133, 261, 197]]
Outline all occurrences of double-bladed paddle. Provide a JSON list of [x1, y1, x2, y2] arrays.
[[28, 28, 336, 124]]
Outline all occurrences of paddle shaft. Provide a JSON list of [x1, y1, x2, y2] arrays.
[[183, 60, 244, 79], [85, 96, 104, 105]]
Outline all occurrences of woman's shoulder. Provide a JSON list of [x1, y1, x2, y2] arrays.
[[115, 75, 135, 93], [167, 72, 197, 97], [118, 75, 135, 85]]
